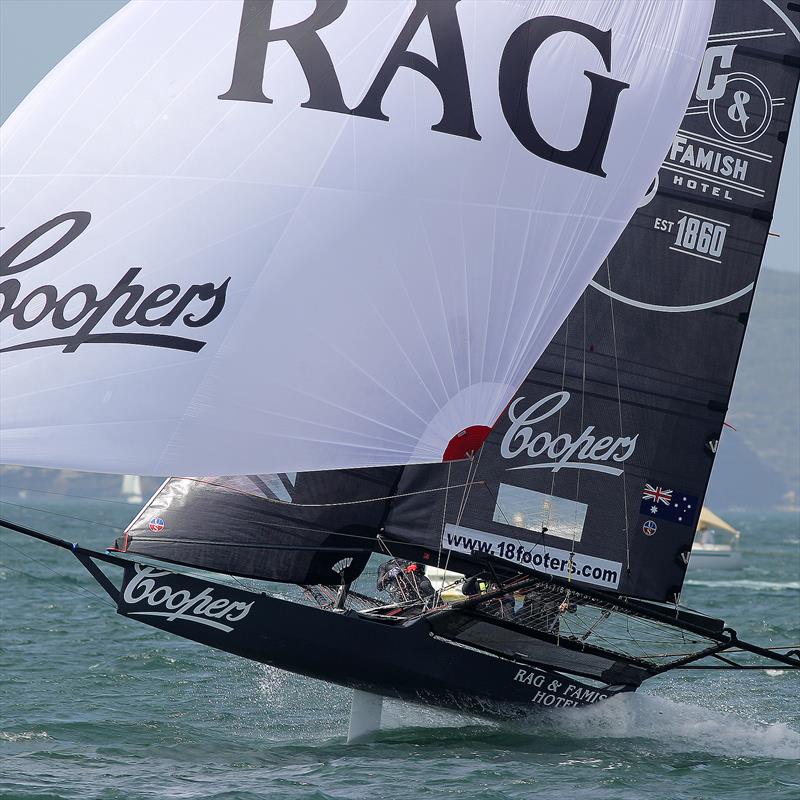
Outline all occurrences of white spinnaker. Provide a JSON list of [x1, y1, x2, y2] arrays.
[[0, 0, 714, 476]]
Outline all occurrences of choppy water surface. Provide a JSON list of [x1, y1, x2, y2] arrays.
[[1, 501, 798, 799]]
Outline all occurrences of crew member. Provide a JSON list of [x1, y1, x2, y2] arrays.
[[461, 572, 514, 618], [377, 558, 434, 604]]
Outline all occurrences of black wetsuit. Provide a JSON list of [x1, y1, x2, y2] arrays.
[[377, 558, 434, 604]]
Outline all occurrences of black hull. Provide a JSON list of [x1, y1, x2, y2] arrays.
[[116, 562, 624, 716], [4, 519, 797, 720]]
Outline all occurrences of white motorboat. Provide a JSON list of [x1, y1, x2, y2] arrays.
[[690, 508, 742, 570]]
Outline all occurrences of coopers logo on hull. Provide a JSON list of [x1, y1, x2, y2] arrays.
[[0, 213, 230, 354], [500, 392, 638, 476], [122, 564, 253, 633]]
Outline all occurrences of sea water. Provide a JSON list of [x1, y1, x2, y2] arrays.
[[1, 499, 798, 800]]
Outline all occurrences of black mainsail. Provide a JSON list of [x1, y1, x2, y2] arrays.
[[385, 0, 800, 603]]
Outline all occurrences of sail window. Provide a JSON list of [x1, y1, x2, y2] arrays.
[[492, 484, 587, 542]]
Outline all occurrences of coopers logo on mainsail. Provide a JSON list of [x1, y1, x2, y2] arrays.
[[122, 564, 253, 633], [500, 392, 638, 476], [0, 212, 230, 354], [219, 1, 630, 178]]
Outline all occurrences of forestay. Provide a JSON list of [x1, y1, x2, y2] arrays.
[[1, 0, 713, 476]]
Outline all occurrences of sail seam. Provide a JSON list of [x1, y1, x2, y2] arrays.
[[185, 476, 481, 508]]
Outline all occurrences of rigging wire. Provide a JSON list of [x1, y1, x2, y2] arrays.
[[433, 447, 485, 604], [0, 499, 125, 532], [455, 447, 483, 525], [433, 461, 453, 606], [0, 483, 146, 508], [497, 316, 571, 608], [560, 296, 589, 638], [0, 478, 484, 557], [477, 481, 565, 568], [604, 258, 632, 574], [128, 517, 476, 553], [185, 476, 481, 508], [549, 315, 570, 541], [0, 537, 115, 608]]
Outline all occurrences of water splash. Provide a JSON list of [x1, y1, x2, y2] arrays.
[[546, 692, 800, 760], [0, 731, 50, 742], [382, 699, 496, 732]]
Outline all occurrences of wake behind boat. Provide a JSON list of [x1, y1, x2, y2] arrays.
[[2, 0, 799, 739]]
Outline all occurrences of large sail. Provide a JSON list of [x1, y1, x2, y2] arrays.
[[116, 469, 401, 584], [385, 0, 800, 603], [0, 0, 713, 476]]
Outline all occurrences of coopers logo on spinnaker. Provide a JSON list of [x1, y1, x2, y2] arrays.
[[0, 212, 230, 354], [122, 564, 253, 633], [500, 391, 638, 476]]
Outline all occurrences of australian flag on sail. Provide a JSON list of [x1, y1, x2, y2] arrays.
[[639, 484, 698, 527]]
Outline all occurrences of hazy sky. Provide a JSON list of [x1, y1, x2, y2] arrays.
[[1, 0, 798, 272]]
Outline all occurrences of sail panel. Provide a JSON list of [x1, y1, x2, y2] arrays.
[[0, 0, 713, 476], [383, 0, 800, 602], [117, 469, 400, 585]]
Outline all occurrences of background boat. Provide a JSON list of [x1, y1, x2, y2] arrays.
[[120, 475, 144, 505], [691, 507, 743, 570]]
